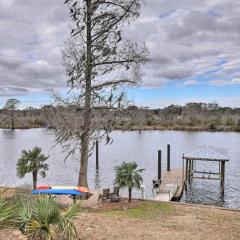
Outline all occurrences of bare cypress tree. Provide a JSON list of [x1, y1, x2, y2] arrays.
[[55, 0, 148, 187], [4, 99, 20, 130]]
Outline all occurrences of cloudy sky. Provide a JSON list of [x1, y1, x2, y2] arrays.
[[1, 0, 240, 108]]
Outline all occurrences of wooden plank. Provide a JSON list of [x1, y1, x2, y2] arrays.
[[192, 177, 221, 180], [194, 171, 220, 175]]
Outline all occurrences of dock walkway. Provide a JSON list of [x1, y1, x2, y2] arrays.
[[153, 168, 184, 202]]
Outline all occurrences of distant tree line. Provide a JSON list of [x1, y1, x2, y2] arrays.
[[0, 101, 240, 131], [136, 102, 240, 131]]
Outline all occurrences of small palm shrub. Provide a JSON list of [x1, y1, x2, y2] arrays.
[[114, 161, 144, 202], [15, 195, 80, 240], [16, 147, 49, 189]]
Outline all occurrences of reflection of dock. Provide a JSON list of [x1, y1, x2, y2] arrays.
[[152, 168, 184, 201]]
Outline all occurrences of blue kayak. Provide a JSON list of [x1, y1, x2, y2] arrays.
[[32, 189, 81, 195]]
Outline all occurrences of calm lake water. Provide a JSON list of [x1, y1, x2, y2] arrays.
[[0, 128, 239, 208]]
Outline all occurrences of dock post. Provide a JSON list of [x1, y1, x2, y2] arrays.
[[167, 143, 170, 171], [158, 150, 162, 182], [96, 140, 99, 169], [192, 160, 195, 179], [188, 160, 191, 183], [182, 154, 185, 186], [189, 160, 193, 182], [185, 159, 188, 190], [221, 161, 225, 195]]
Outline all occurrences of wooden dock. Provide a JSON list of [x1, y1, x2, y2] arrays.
[[152, 168, 184, 202], [152, 145, 229, 202], [183, 146, 229, 194]]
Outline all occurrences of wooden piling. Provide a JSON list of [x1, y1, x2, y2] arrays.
[[96, 140, 99, 169], [182, 154, 185, 186], [221, 161, 225, 195], [158, 150, 162, 181], [188, 160, 191, 183], [190, 160, 194, 181], [185, 158, 188, 190], [167, 144, 170, 171]]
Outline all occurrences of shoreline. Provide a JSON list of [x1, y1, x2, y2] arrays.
[[1, 186, 239, 211], [1, 126, 240, 133], [1, 188, 240, 239]]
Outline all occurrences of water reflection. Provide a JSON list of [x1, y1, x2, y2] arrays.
[[182, 180, 226, 206], [1, 129, 16, 139], [94, 169, 101, 190]]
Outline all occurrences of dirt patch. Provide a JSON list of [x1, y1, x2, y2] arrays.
[[75, 201, 240, 240]]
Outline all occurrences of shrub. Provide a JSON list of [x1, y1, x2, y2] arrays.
[[0, 198, 15, 229], [15, 195, 80, 240], [225, 118, 236, 126], [1, 194, 80, 240]]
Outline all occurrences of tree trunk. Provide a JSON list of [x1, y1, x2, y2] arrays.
[[78, 0, 92, 187], [11, 108, 14, 130], [32, 170, 37, 189], [128, 188, 132, 202]]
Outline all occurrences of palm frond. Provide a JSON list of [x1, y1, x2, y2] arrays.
[[27, 219, 56, 240], [114, 161, 144, 191], [15, 196, 33, 231], [16, 147, 49, 186], [15, 195, 79, 239], [57, 204, 80, 240], [0, 198, 15, 229]]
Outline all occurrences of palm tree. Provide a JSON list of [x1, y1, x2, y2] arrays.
[[15, 195, 80, 240], [16, 147, 49, 189], [114, 161, 144, 202]]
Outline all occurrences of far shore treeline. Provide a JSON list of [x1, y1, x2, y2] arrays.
[[0, 102, 240, 132]]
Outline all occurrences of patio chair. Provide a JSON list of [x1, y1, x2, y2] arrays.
[[108, 186, 120, 202], [98, 188, 110, 202]]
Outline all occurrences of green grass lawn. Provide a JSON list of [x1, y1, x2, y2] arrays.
[[100, 201, 175, 219]]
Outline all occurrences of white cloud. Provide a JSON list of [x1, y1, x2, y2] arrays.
[[1, 0, 240, 97], [182, 80, 200, 86], [128, 0, 240, 87], [208, 78, 240, 86], [0, 0, 68, 96]]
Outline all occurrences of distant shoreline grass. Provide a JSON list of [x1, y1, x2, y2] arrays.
[[1, 125, 240, 132]]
